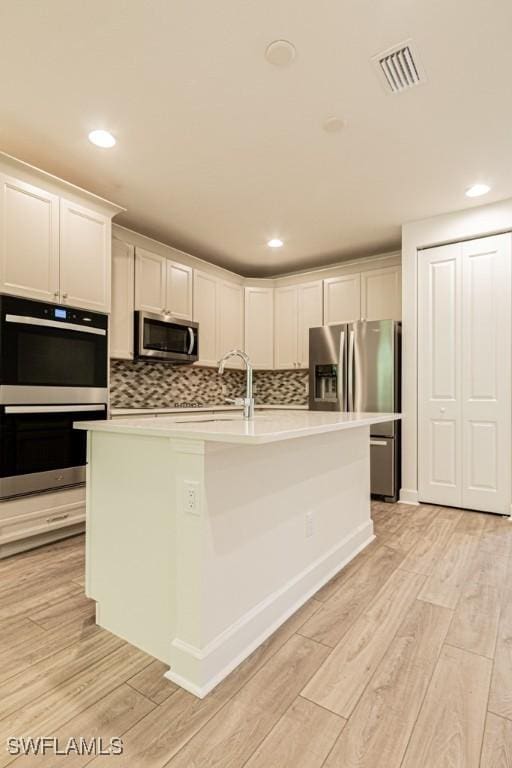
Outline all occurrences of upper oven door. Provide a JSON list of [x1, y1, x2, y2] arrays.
[[135, 312, 198, 363], [0, 295, 108, 403]]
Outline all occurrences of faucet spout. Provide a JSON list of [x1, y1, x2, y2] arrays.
[[217, 349, 255, 420]]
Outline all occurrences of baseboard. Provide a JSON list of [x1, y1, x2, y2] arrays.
[[398, 488, 419, 505], [165, 519, 375, 698]]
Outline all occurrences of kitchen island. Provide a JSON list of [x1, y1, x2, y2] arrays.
[[76, 410, 399, 698]]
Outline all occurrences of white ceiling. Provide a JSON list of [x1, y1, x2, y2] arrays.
[[1, 0, 511, 276]]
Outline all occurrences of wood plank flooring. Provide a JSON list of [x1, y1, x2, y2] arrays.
[[1, 501, 511, 767]]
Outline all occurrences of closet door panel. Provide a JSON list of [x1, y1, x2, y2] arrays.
[[461, 234, 511, 513], [418, 243, 462, 507]]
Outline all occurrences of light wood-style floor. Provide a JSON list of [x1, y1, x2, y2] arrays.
[[2, 501, 512, 767]]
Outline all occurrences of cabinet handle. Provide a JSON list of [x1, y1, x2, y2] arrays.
[[62, 293, 68, 300], [53, 291, 59, 299], [46, 512, 70, 524]]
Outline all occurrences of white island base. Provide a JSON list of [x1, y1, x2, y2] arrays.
[[81, 412, 395, 698]]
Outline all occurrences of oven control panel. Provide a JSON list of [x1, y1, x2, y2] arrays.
[[0, 294, 108, 331]]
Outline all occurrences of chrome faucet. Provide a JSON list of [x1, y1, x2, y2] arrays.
[[218, 349, 255, 420]]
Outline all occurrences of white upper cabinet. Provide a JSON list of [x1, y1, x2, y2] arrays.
[[244, 286, 274, 369], [274, 285, 299, 369], [361, 265, 401, 321], [135, 248, 193, 319], [193, 270, 218, 366], [297, 281, 323, 368], [111, 239, 135, 359], [135, 248, 166, 314], [0, 172, 115, 312], [166, 260, 193, 319], [275, 280, 322, 369], [323, 274, 361, 325], [217, 279, 244, 368], [59, 199, 111, 312], [0, 173, 59, 301], [193, 271, 244, 368]]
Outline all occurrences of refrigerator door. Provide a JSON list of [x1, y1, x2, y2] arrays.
[[348, 320, 400, 437], [308, 324, 348, 411]]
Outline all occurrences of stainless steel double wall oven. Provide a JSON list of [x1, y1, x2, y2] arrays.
[[0, 295, 108, 499]]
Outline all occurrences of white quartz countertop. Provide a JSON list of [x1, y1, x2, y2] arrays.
[[111, 404, 308, 416], [76, 410, 400, 446]]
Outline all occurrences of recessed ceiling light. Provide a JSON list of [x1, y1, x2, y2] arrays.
[[267, 238, 284, 248], [465, 183, 490, 198], [322, 117, 346, 134], [88, 129, 116, 149], [265, 40, 296, 67]]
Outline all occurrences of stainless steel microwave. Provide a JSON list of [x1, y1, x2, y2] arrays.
[[134, 312, 199, 363]]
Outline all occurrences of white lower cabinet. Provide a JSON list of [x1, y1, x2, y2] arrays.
[[0, 487, 86, 558], [275, 281, 323, 369], [111, 238, 135, 359], [244, 286, 274, 369], [418, 233, 511, 514]]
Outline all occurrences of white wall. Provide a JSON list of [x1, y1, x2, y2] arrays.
[[401, 196, 512, 504]]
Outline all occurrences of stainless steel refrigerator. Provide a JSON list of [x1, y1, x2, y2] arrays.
[[309, 320, 401, 501]]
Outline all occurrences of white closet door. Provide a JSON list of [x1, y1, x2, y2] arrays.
[[461, 235, 511, 513], [418, 243, 462, 507], [419, 233, 511, 514]]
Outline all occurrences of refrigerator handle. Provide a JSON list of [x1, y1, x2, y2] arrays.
[[348, 328, 355, 411], [338, 330, 346, 410]]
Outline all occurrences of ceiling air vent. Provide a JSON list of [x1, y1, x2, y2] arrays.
[[372, 40, 426, 93]]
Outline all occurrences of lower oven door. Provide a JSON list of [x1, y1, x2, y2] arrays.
[[0, 404, 107, 499]]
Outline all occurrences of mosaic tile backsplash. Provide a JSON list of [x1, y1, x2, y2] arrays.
[[110, 360, 309, 408]]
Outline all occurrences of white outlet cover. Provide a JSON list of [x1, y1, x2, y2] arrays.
[[184, 480, 201, 515]]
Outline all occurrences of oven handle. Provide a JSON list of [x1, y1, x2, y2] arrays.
[[187, 327, 195, 355], [4, 405, 106, 414], [5, 314, 106, 336]]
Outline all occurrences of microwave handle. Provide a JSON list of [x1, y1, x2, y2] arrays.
[[4, 405, 106, 414], [188, 327, 195, 355]]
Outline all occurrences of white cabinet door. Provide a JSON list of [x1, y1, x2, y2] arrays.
[[323, 274, 361, 325], [0, 174, 59, 301], [244, 286, 274, 369], [135, 248, 166, 314], [418, 234, 511, 514], [111, 239, 135, 359], [418, 243, 462, 507], [193, 270, 218, 366], [461, 235, 511, 514], [166, 260, 192, 319], [274, 286, 298, 369], [297, 280, 323, 368], [361, 266, 401, 321], [60, 199, 111, 312], [218, 279, 244, 368]]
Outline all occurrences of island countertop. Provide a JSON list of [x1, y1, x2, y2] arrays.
[[75, 410, 400, 445]]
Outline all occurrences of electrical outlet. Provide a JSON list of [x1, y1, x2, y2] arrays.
[[305, 510, 314, 538], [184, 481, 200, 515]]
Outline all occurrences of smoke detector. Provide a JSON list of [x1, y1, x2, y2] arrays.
[[372, 40, 426, 93]]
